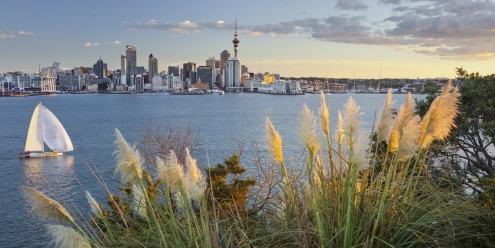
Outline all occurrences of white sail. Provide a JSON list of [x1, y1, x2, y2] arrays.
[[24, 103, 44, 152], [24, 103, 74, 153], [40, 104, 74, 152]]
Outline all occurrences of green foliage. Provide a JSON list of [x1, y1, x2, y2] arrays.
[[415, 81, 440, 117], [205, 154, 256, 217]]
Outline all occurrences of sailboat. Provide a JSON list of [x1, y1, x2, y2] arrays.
[[21, 103, 74, 158]]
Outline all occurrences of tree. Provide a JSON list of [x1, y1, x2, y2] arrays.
[[425, 68, 495, 195]]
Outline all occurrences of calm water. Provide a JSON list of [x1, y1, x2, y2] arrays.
[[0, 92, 416, 247]]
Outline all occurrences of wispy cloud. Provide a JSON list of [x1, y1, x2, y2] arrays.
[[84, 42, 100, 47], [18, 31, 34, 36], [124, 0, 495, 60], [335, 0, 368, 10], [0, 30, 34, 39], [113, 40, 121, 45]]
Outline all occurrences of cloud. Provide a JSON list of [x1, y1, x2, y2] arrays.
[[335, 0, 368, 10], [18, 31, 34, 36], [0, 32, 16, 39], [124, 0, 495, 60], [84, 42, 100, 47], [113, 40, 121, 45]]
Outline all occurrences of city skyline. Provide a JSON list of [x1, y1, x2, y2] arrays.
[[1, 0, 495, 78]]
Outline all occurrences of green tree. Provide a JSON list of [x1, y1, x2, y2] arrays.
[[425, 68, 495, 195]]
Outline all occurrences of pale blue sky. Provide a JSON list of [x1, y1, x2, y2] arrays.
[[1, 0, 494, 78]]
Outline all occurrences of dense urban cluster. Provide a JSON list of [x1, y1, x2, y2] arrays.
[[0, 26, 453, 96]]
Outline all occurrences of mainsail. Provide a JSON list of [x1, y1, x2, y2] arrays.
[[24, 103, 74, 153]]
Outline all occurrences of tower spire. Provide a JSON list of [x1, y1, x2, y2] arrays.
[[232, 15, 240, 57]]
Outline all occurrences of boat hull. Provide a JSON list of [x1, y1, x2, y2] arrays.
[[19, 152, 64, 158]]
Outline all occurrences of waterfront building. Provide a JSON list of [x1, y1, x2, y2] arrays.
[[125, 45, 137, 85], [152, 75, 166, 91], [206, 57, 217, 84], [93, 58, 107, 79], [166, 74, 182, 92], [120, 55, 127, 85], [58, 75, 81, 91], [263, 74, 275, 84], [148, 54, 158, 79], [168, 66, 180, 77], [182, 62, 196, 82], [197, 66, 213, 86]]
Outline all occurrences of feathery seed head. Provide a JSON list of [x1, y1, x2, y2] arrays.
[[157, 151, 184, 193], [266, 117, 284, 163], [319, 92, 330, 138], [131, 184, 147, 219], [85, 191, 102, 218], [336, 111, 345, 145], [21, 186, 75, 225], [113, 128, 143, 184], [396, 115, 421, 161], [300, 104, 320, 156], [377, 90, 394, 142], [419, 80, 460, 148], [46, 225, 90, 248], [343, 97, 362, 147], [184, 148, 205, 201], [350, 129, 369, 171]]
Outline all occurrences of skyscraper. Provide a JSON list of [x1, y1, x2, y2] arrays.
[[182, 62, 196, 82], [206, 57, 216, 84], [197, 66, 213, 85], [220, 50, 230, 87], [125, 45, 137, 85], [148, 53, 158, 78], [93, 58, 107, 79], [168, 66, 180, 77], [120, 55, 127, 85], [225, 19, 241, 90]]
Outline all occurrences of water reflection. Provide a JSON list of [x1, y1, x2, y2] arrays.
[[24, 155, 76, 194]]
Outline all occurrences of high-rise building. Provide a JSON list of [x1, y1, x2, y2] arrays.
[[136, 66, 146, 75], [220, 50, 230, 86], [225, 19, 241, 90], [125, 45, 137, 85], [148, 53, 158, 78], [120, 55, 127, 85], [190, 71, 197, 84], [182, 62, 196, 82], [168, 66, 180, 77], [93, 58, 107, 79], [206, 57, 216, 84], [197, 66, 213, 85]]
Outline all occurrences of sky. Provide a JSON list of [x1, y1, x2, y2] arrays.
[[1, 0, 494, 78]]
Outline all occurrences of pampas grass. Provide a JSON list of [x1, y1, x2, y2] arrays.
[[319, 92, 330, 138], [396, 115, 421, 162], [419, 80, 460, 148], [377, 90, 394, 142], [85, 191, 102, 218], [46, 225, 90, 248], [131, 184, 147, 219], [156, 151, 184, 194], [300, 104, 320, 157], [184, 148, 205, 201], [266, 117, 284, 164], [114, 128, 142, 184], [21, 186, 75, 225]]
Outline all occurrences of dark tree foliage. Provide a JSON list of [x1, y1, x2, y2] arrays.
[[420, 67, 495, 197], [205, 154, 256, 217]]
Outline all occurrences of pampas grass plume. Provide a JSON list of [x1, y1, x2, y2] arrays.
[[85, 191, 102, 218], [113, 128, 142, 184], [131, 184, 147, 219], [319, 92, 330, 138], [46, 224, 90, 248], [396, 115, 421, 161], [351, 129, 369, 171], [343, 96, 362, 146], [419, 80, 460, 148], [336, 111, 344, 145], [157, 151, 184, 193], [266, 117, 284, 163], [300, 104, 320, 156], [184, 148, 205, 201], [21, 186, 75, 225], [377, 90, 394, 142]]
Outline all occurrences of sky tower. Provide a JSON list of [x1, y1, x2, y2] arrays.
[[233, 17, 240, 57]]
